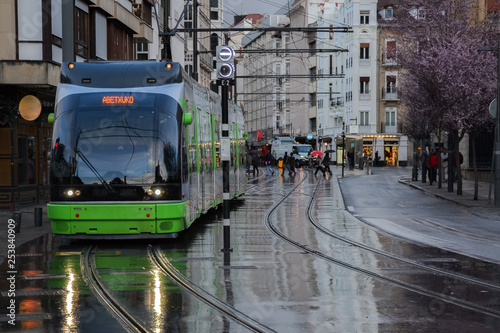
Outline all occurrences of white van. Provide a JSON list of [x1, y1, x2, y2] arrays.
[[271, 136, 296, 160], [292, 144, 314, 166]]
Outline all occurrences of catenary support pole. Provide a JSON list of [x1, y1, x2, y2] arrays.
[[495, 44, 500, 205], [221, 84, 232, 253]]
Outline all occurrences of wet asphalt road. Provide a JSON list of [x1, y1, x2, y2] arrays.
[[1, 166, 499, 332]]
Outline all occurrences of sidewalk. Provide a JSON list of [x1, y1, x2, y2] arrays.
[[399, 174, 500, 221], [0, 204, 52, 256]]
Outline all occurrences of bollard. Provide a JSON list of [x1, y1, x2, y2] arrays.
[[34, 207, 43, 227], [12, 212, 22, 233]]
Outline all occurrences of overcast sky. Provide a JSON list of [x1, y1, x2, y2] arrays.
[[224, 0, 292, 25]]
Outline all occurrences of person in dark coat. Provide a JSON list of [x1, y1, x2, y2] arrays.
[[282, 152, 291, 176], [314, 155, 326, 177], [288, 153, 296, 176], [252, 152, 260, 176], [246, 151, 252, 175], [265, 151, 275, 176], [323, 153, 332, 175], [428, 149, 439, 185]]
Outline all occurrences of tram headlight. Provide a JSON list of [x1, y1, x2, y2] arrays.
[[64, 189, 81, 198], [147, 188, 163, 197]]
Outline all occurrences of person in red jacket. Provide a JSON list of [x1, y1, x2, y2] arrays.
[[427, 149, 439, 185]]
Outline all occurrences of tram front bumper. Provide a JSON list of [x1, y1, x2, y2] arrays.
[[48, 202, 189, 236]]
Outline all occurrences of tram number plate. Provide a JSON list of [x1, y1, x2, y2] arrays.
[[217, 79, 235, 86]]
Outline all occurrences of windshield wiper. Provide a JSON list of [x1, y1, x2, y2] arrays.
[[74, 147, 117, 197]]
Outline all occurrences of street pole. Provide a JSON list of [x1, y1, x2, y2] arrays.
[[412, 139, 418, 181], [221, 83, 232, 254], [495, 44, 500, 205], [478, 44, 500, 205], [342, 122, 345, 178], [216, 44, 235, 261]]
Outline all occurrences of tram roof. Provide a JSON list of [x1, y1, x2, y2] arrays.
[[60, 61, 183, 88]]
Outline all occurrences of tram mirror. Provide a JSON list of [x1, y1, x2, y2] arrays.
[[183, 113, 193, 125]]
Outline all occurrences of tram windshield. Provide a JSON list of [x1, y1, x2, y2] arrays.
[[50, 92, 183, 200]]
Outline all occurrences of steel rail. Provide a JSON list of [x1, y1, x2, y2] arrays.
[[307, 177, 500, 291], [148, 245, 276, 333], [81, 245, 149, 333], [262, 173, 500, 319]]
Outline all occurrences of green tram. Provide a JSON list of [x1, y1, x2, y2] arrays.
[[48, 61, 247, 238]]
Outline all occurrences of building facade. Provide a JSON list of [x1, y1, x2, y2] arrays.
[[238, 14, 292, 149], [0, 0, 154, 210]]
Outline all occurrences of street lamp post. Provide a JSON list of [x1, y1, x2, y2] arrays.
[[479, 44, 500, 205], [342, 122, 345, 178]]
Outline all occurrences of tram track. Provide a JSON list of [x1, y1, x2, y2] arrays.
[[148, 244, 276, 333], [308, 177, 500, 291], [263, 172, 500, 320], [81, 245, 149, 333], [76, 172, 280, 333]]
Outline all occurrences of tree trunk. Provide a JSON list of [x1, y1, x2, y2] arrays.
[[472, 135, 478, 200], [436, 130, 442, 189], [448, 132, 454, 192], [455, 135, 462, 195]]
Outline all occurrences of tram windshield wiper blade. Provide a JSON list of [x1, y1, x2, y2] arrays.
[[74, 147, 116, 196]]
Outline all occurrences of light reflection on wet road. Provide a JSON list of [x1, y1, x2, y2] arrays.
[[1, 168, 499, 332]]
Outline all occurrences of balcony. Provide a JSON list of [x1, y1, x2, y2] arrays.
[[359, 125, 371, 133], [0, 61, 59, 87], [309, 105, 317, 119], [329, 97, 344, 108], [359, 90, 371, 100], [309, 81, 317, 93], [381, 54, 397, 66], [381, 122, 398, 134], [382, 88, 399, 101], [308, 55, 317, 68]]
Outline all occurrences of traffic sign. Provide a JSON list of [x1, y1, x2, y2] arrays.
[[216, 46, 235, 79], [489, 99, 497, 118]]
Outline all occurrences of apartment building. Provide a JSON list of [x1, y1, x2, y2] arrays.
[[238, 14, 291, 148], [183, 0, 213, 88], [0, 0, 155, 210]]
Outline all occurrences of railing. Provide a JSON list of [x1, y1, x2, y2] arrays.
[[381, 54, 397, 65], [380, 122, 400, 134], [359, 90, 371, 100], [381, 88, 398, 100]]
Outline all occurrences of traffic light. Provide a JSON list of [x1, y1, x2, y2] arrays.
[[216, 46, 235, 79]]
